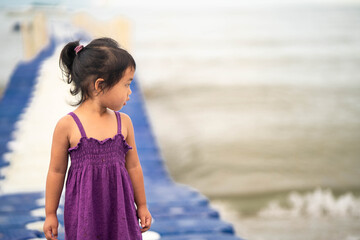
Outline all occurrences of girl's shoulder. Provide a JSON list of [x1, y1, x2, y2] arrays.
[[57, 114, 75, 129], [55, 114, 76, 137], [51, 114, 73, 148], [119, 112, 134, 129], [118, 112, 134, 140], [119, 112, 131, 123]]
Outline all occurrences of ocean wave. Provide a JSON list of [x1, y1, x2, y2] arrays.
[[258, 188, 360, 218]]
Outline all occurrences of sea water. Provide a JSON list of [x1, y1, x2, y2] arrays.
[[129, 3, 360, 239], [1, 1, 360, 239]]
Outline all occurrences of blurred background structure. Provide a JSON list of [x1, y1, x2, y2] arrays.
[[1, 0, 360, 239]]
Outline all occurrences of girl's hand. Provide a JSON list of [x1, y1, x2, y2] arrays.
[[137, 205, 152, 232], [43, 214, 59, 240]]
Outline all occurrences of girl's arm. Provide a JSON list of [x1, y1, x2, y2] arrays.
[[123, 113, 146, 208], [43, 116, 70, 238], [123, 113, 152, 231]]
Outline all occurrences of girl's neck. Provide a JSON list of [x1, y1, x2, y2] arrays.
[[76, 98, 109, 117]]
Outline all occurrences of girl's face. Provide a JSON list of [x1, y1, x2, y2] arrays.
[[100, 67, 135, 111]]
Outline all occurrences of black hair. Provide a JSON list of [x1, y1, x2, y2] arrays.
[[59, 37, 136, 107]]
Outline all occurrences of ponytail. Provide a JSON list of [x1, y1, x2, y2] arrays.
[[59, 40, 79, 85]]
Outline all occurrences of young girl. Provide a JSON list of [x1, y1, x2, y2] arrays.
[[43, 37, 152, 240]]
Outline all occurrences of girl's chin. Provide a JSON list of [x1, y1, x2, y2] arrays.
[[113, 105, 123, 111], [113, 102, 126, 111]]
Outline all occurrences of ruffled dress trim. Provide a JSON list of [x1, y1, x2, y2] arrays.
[[68, 132, 133, 153]]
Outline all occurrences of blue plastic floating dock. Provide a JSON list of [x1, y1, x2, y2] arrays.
[[0, 32, 243, 239]]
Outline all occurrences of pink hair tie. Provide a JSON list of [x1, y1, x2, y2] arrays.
[[74, 45, 84, 55]]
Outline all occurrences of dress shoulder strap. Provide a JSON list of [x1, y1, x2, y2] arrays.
[[115, 111, 122, 134], [68, 112, 87, 138]]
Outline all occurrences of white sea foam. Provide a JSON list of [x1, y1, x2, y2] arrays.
[[258, 188, 360, 218]]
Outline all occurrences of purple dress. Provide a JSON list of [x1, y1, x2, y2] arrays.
[[64, 111, 143, 240]]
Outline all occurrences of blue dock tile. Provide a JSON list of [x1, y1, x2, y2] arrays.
[[0, 214, 44, 228], [159, 233, 245, 240], [149, 218, 236, 235], [149, 205, 220, 219], [0, 192, 43, 214], [0, 228, 42, 240], [147, 195, 209, 208]]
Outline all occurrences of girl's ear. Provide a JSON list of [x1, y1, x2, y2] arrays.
[[94, 78, 105, 94]]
